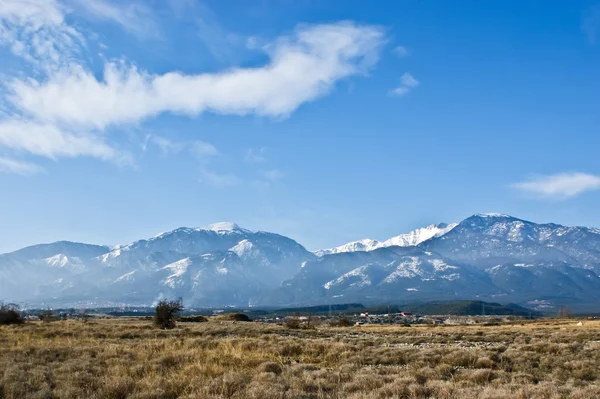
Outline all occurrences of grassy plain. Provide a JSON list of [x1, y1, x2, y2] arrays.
[[1, 318, 600, 398]]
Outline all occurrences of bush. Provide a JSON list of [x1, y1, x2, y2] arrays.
[[39, 311, 59, 323], [215, 313, 251, 322], [154, 298, 184, 329], [329, 317, 352, 327], [284, 317, 301, 329], [0, 303, 23, 325], [178, 315, 209, 323]]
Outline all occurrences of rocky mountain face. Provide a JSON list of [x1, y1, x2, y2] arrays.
[[2, 215, 600, 310], [0, 223, 315, 307]]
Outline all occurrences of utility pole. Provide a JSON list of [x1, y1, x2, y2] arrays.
[[482, 302, 485, 317]]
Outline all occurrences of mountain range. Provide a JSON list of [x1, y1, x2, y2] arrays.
[[2, 215, 600, 311]]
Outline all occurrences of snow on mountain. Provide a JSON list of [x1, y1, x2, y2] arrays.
[[204, 222, 250, 233], [315, 239, 381, 256], [316, 223, 457, 255], [42, 254, 86, 272], [422, 214, 600, 272], [229, 240, 260, 259], [0, 223, 315, 306], [382, 223, 458, 247], [3, 214, 600, 309], [260, 246, 496, 306]]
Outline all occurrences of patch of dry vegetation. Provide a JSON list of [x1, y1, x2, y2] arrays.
[[1, 318, 600, 398]]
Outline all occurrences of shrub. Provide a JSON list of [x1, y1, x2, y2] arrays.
[[39, 311, 59, 323], [329, 318, 352, 327], [259, 361, 283, 375], [178, 315, 208, 323], [284, 317, 301, 329], [0, 303, 23, 325], [154, 298, 184, 329], [216, 313, 251, 322]]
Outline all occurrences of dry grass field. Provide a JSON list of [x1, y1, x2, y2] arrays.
[[1, 318, 600, 398]]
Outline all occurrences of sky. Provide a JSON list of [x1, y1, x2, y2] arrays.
[[1, 0, 600, 253]]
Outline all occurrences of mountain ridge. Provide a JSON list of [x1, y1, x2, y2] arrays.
[[2, 215, 600, 311]]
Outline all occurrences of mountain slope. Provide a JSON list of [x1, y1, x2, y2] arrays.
[[0, 223, 315, 307], [260, 246, 497, 306], [2, 215, 600, 309], [421, 214, 600, 272]]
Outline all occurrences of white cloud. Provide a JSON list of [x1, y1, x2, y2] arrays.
[[245, 147, 267, 163], [0, 156, 44, 175], [401, 72, 420, 88], [145, 135, 184, 154], [0, 2, 385, 171], [390, 72, 420, 96], [263, 169, 284, 181], [393, 45, 408, 57], [191, 140, 219, 158], [0, 0, 84, 73], [199, 168, 239, 187], [390, 86, 410, 96], [70, 0, 159, 38], [512, 173, 600, 199], [8, 22, 385, 130], [0, 120, 130, 163]]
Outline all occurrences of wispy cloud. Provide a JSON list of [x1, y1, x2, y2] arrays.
[[144, 135, 184, 155], [393, 45, 409, 57], [583, 4, 600, 44], [390, 72, 420, 96], [0, 120, 130, 164], [191, 140, 219, 159], [199, 168, 239, 187], [71, 0, 160, 39], [0, 156, 44, 175], [0, 0, 83, 72], [263, 169, 284, 181], [245, 147, 267, 163], [0, 1, 386, 173], [8, 22, 385, 130], [512, 172, 600, 199]]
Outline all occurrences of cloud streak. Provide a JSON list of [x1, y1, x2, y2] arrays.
[[393, 45, 408, 57], [199, 168, 239, 187], [390, 72, 420, 96], [0, 156, 44, 175], [71, 0, 160, 39], [512, 173, 600, 199]]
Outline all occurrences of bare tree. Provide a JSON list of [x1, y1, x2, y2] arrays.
[[154, 298, 184, 329]]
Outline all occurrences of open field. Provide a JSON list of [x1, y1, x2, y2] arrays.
[[1, 319, 600, 398]]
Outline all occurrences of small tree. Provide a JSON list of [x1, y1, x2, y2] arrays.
[[154, 298, 184, 329], [0, 303, 23, 325], [39, 310, 58, 323]]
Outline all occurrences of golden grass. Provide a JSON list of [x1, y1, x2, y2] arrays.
[[1, 318, 600, 398]]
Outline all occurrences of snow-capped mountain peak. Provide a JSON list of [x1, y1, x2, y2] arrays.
[[315, 239, 381, 256], [382, 223, 458, 247], [475, 213, 512, 218], [203, 222, 250, 233], [316, 222, 458, 256]]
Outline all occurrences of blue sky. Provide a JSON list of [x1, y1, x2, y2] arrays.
[[1, 0, 600, 252]]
